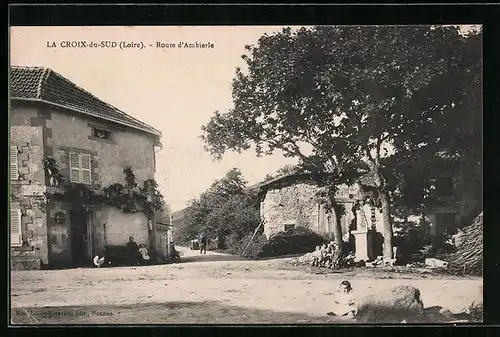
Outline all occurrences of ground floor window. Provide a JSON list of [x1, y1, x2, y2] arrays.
[[10, 206, 22, 247]]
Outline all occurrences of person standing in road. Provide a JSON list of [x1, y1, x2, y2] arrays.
[[199, 234, 207, 255]]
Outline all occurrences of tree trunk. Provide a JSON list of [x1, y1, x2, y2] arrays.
[[331, 202, 344, 254], [379, 191, 393, 259], [334, 216, 344, 254]]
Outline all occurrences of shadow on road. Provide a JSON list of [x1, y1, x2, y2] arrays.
[[179, 253, 248, 263], [11, 301, 473, 325], [10, 301, 347, 325]]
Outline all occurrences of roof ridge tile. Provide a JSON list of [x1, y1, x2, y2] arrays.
[[36, 68, 51, 99]]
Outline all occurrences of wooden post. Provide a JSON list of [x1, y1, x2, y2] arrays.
[[147, 184, 157, 254], [151, 213, 157, 254], [167, 211, 173, 258]]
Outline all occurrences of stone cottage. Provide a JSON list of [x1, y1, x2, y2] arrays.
[[248, 173, 385, 261], [9, 66, 162, 269], [249, 166, 481, 261]]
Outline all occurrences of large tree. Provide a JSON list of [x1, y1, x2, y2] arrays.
[[183, 168, 260, 248], [201, 26, 482, 258]]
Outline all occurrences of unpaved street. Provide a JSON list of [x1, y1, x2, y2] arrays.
[[10, 247, 482, 324]]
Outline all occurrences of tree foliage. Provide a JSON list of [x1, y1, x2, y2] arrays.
[[262, 164, 300, 182], [201, 25, 482, 258], [181, 168, 260, 249]]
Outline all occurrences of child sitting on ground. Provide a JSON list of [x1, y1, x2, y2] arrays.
[[327, 280, 357, 318]]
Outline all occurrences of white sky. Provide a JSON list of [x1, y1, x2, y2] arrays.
[[10, 25, 478, 212], [9, 26, 300, 211]]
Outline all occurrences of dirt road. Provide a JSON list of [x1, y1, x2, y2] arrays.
[[10, 247, 482, 324]]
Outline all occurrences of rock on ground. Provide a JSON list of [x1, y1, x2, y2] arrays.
[[356, 285, 424, 323]]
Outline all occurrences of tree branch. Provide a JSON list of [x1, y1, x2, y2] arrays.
[[375, 136, 381, 166]]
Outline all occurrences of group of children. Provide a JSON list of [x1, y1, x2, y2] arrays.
[[311, 241, 343, 269]]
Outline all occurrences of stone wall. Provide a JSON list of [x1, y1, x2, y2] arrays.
[[155, 226, 169, 259], [10, 107, 49, 267], [261, 183, 321, 238], [261, 181, 383, 240], [10, 200, 48, 268]]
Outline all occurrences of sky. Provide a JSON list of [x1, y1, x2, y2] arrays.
[[10, 26, 300, 212], [10, 25, 479, 212]]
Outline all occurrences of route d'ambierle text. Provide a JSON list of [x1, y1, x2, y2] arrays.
[[46, 41, 215, 50], [155, 42, 215, 49]]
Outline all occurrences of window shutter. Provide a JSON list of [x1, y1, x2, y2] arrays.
[[10, 207, 22, 246], [81, 154, 92, 184], [10, 146, 18, 180], [69, 152, 81, 183]]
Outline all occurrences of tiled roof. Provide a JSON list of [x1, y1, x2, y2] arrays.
[[246, 171, 378, 194], [10, 66, 161, 137]]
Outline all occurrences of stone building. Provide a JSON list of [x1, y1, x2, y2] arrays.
[[249, 167, 481, 261], [9, 66, 162, 269], [248, 173, 385, 261]]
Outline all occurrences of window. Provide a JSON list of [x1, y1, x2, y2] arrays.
[[284, 224, 295, 231], [10, 146, 18, 180], [10, 207, 22, 247], [93, 128, 111, 140], [69, 152, 92, 184]]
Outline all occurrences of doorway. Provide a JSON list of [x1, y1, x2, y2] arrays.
[[70, 210, 92, 267]]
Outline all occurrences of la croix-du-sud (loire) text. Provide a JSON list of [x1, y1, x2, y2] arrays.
[[47, 41, 215, 49], [46, 41, 146, 49]]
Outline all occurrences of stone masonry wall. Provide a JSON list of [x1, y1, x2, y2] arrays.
[[261, 181, 383, 241], [261, 183, 321, 238], [10, 103, 50, 268]]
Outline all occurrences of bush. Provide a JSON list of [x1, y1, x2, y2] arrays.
[[393, 221, 458, 264], [223, 231, 268, 258], [419, 235, 456, 260], [468, 301, 483, 322], [259, 226, 328, 258], [241, 233, 268, 258], [392, 221, 430, 264], [225, 232, 245, 255]]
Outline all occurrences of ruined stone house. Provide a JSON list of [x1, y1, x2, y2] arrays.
[[9, 66, 162, 269], [248, 168, 481, 261], [248, 173, 385, 261]]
